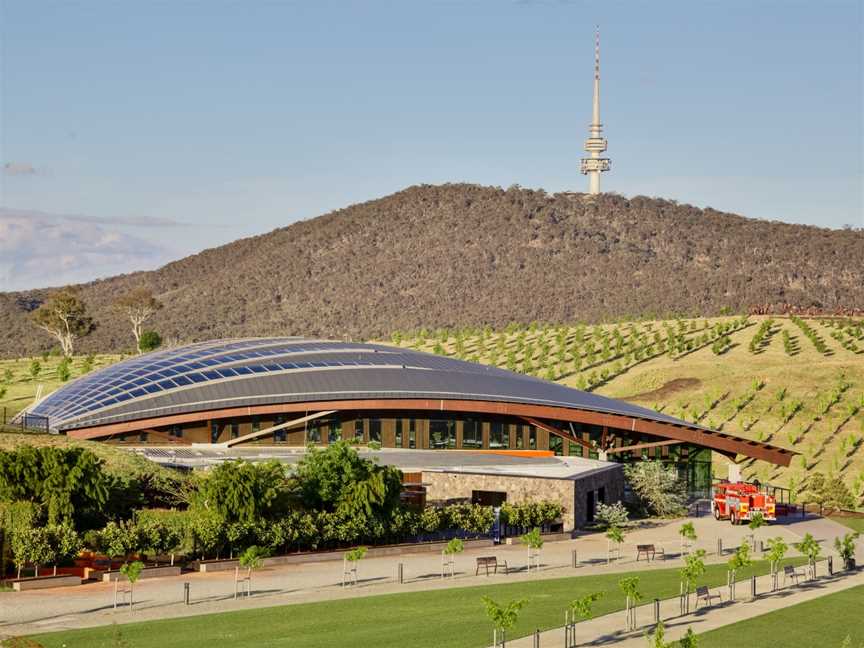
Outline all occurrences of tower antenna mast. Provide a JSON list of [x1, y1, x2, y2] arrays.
[[580, 26, 611, 194]]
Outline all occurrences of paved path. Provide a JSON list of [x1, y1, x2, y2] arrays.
[[505, 568, 864, 647], [0, 515, 859, 643], [505, 515, 864, 647]]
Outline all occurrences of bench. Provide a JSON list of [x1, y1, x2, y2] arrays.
[[784, 564, 806, 586], [695, 585, 721, 609], [475, 556, 508, 576], [636, 544, 665, 562]]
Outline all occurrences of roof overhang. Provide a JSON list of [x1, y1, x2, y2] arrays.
[[64, 397, 796, 467]]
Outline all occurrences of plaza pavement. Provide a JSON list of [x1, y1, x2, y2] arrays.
[[0, 514, 860, 644]]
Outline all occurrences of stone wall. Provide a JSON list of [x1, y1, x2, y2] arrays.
[[422, 471, 578, 530], [422, 465, 625, 531], [571, 465, 625, 528]]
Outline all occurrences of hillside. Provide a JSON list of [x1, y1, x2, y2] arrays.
[[2, 184, 863, 357], [2, 315, 862, 502], [387, 315, 864, 502]]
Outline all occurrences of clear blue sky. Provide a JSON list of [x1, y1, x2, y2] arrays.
[[1, 0, 862, 290]]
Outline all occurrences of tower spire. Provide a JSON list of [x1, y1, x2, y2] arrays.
[[581, 26, 611, 195]]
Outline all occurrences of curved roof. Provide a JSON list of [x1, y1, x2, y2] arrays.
[[32, 337, 685, 430], [28, 337, 794, 465]]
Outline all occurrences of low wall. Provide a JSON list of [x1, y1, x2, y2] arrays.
[[198, 538, 494, 572], [102, 565, 182, 582], [11, 575, 82, 591]]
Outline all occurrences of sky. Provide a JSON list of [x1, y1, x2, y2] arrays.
[[1, 0, 862, 291]]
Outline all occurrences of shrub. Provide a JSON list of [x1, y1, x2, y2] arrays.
[[623, 460, 687, 517], [594, 501, 629, 529]]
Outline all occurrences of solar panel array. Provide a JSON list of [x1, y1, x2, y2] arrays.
[[30, 337, 703, 433]]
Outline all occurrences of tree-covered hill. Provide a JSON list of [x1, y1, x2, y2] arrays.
[[1, 184, 862, 357]]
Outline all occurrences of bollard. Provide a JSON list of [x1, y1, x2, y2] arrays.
[[654, 598, 660, 623], [533, 628, 540, 648], [828, 556, 833, 576], [571, 549, 578, 568], [398, 562, 404, 584], [751, 575, 756, 601], [717, 538, 723, 556], [183, 581, 190, 605]]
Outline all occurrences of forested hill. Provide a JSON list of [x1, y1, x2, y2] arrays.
[[1, 184, 863, 357]]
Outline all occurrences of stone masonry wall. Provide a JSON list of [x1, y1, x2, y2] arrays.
[[422, 471, 577, 530]]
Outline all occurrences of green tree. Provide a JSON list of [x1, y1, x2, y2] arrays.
[[191, 459, 289, 527], [293, 442, 402, 523], [45, 523, 82, 576], [679, 521, 697, 555], [646, 621, 674, 648], [568, 592, 603, 622], [138, 330, 162, 353], [481, 596, 526, 646], [237, 545, 268, 597], [623, 460, 687, 517], [31, 288, 95, 357], [834, 532, 859, 570], [112, 287, 163, 354], [0, 446, 110, 528], [765, 536, 788, 576], [56, 357, 71, 382], [29, 360, 41, 380], [679, 549, 707, 613], [120, 560, 144, 611]]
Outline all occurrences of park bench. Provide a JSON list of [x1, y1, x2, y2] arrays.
[[636, 544, 665, 562], [475, 556, 508, 576], [784, 564, 806, 586], [694, 585, 721, 609]]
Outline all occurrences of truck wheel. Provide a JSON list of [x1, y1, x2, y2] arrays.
[[713, 506, 721, 520], [730, 511, 737, 525]]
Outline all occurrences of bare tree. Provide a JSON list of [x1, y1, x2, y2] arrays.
[[31, 289, 95, 357], [113, 288, 163, 353]]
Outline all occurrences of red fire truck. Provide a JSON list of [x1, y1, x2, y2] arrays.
[[712, 481, 776, 525]]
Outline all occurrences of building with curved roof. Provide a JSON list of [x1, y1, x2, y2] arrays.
[[28, 338, 794, 479]]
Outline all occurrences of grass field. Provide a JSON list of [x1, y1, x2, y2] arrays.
[[831, 517, 864, 534], [695, 584, 864, 647], [21, 559, 804, 648], [2, 315, 863, 499]]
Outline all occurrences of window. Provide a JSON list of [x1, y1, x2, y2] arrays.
[[516, 424, 525, 450], [354, 420, 365, 442], [408, 419, 417, 449], [230, 421, 240, 439], [549, 434, 563, 456], [170, 425, 183, 439], [528, 427, 537, 450], [273, 415, 286, 443], [368, 418, 382, 444], [251, 417, 260, 435], [139, 431, 149, 443], [395, 419, 403, 448], [327, 420, 342, 444], [462, 419, 482, 449], [569, 441, 584, 457], [210, 422, 220, 443], [489, 422, 507, 449], [307, 420, 321, 444], [429, 419, 455, 449]]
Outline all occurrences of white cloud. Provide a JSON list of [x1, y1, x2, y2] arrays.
[[0, 209, 176, 291], [3, 162, 40, 176]]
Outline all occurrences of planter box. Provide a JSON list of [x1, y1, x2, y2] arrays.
[[11, 575, 82, 591], [197, 538, 494, 572], [504, 531, 572, 545], [102, 565, 181, 582]]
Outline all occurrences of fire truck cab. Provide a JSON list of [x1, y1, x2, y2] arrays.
[[712, 481, 776, 525]]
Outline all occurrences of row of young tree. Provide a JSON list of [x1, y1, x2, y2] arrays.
[[0, 442, 564, 578], [30, 286, 163, 358]]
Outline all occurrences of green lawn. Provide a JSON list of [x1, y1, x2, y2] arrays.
[[694, 584, 864, 647], [23, 559, 803, 648], [831, 517, 864, 534]]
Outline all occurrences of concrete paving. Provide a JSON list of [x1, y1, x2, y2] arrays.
[[0, 514, 860, 644]]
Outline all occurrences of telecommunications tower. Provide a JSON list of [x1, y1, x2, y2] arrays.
[[580, 27, 611, 194]]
